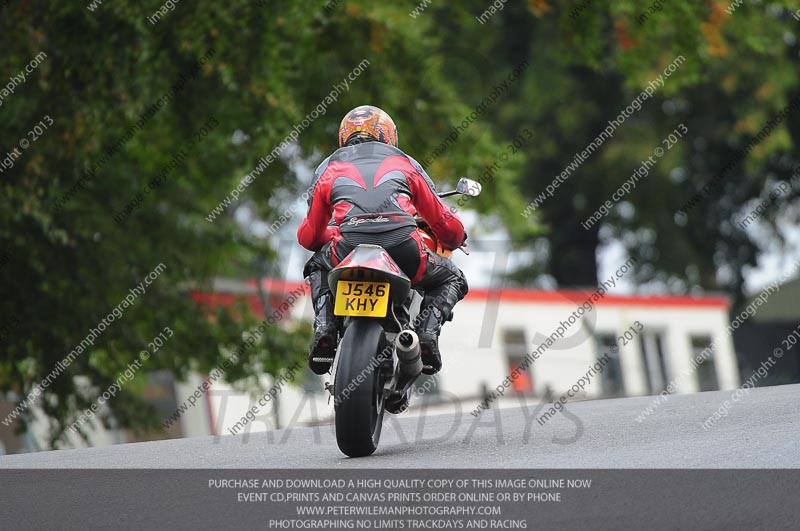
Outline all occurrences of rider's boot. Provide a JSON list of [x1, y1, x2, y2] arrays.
[[308, 270, 338, 375], [415, 281, 463, 375]]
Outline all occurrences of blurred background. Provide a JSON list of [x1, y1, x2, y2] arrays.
[[1, 0, 799, 453]]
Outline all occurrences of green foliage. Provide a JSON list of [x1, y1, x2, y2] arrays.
[[0, 0, 519, 447], [441, 0, 800, 293]]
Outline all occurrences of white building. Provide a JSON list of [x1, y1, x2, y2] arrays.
[[1, 278, 739, 451], [195, 278, 739, 438]]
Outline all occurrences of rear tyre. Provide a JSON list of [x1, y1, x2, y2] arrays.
[[334, 318, 387, 457]]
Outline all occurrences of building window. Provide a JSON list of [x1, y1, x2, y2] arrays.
[[502, 329, 534, 394], [595, 334, 625, 397], [691, 336, 718, 392], [639, 331, 669, 394]]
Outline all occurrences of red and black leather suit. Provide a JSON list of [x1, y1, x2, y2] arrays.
[[298, 140, 468, 374]]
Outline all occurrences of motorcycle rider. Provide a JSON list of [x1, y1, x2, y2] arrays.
[[298, 105, 468, 376]]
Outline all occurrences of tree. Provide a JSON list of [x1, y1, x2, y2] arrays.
[[0, 1, 518, 447], [430, 0, 800, 299]]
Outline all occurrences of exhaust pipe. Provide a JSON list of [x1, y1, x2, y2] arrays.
[[395, 330, 422, 387], [385, 330, 423, 414]]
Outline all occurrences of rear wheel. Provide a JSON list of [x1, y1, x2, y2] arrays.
[[334, 318, 387, 457]]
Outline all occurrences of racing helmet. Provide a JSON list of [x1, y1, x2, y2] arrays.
[[338, 105, 398, 148]]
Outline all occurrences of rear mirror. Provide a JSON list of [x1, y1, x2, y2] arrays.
[[456, 177, 482, 197]]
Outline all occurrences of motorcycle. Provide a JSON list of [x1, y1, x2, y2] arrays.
[[320, 177, 482, 457]]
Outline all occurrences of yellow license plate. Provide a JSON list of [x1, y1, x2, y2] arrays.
[[334, 281, 390, 317]]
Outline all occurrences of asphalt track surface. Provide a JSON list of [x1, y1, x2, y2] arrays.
[[1, 384, 798, 468]]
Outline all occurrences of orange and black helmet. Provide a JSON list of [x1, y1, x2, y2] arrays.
[[338, 105, 398, 148]]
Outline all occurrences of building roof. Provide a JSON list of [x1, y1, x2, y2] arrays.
[[743, 275, 800, 323], [192, 278, 730, 317]]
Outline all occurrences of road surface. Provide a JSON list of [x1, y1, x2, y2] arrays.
[[2, 383, 798, 468]]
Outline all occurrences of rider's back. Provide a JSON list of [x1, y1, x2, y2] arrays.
[[298, 142, 463, 252]]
